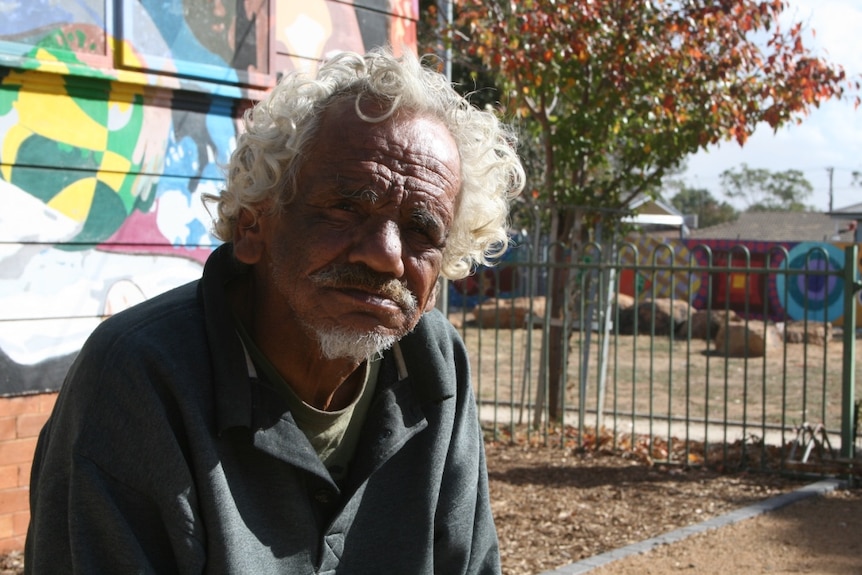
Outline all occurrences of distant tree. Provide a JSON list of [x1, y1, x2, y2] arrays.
[[670, 187, 738, 228], [720, 164, 813, 212]]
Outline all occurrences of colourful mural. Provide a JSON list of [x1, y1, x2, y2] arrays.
[[617, 235, 703, 304], [0, 0, 418, 395], [618, 237, 862, 325]]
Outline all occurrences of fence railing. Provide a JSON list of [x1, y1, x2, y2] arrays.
[[453, 238, 861, 478]]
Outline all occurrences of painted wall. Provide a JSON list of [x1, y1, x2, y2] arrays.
[[0, 0, 418, 396], [618, 236, 862, 325]]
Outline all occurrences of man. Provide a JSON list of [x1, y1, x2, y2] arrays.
[[25, 49, 524, 574]]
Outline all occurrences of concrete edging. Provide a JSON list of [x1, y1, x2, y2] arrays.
[[538, 478, 843, 575]]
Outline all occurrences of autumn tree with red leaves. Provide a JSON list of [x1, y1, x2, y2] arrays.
[[436, 0, 858, 421]]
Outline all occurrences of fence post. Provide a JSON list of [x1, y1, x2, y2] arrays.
[[841, 244, 860, 459]]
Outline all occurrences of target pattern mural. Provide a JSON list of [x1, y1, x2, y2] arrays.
[[775, 242, 847, 322], [625, 238, 861, 324]]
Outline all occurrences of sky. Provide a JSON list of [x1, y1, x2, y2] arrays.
[[682, 0, 862, 213]]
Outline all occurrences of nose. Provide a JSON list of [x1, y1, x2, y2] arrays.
[[348, 218, 405, 277]]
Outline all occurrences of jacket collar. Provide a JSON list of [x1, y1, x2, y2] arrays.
[[200, 243, 254, 433], [199, 243, 456, 436]]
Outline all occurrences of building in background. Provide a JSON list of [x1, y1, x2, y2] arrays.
[[0, 0, 417, 551], [0, 0, 418, 397]]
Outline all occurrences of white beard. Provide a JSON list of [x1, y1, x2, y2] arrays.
[[313, 327, 398, 362]]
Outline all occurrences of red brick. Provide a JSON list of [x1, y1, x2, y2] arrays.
[[0, 397, 40, 418], [17, 464, 29, 488], [0, 514, 12, 539], [0, 489, 29, 515], [0, 439, 37, 466], [0, 419, 15, 441], [12, 511, 28, 536], [0, 534, 26, 553], [0, 467, 17, 491], [38, 393, 58, 414], [16, 413, 48, 439]]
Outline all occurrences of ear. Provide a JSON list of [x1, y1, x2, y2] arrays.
[[423, 280, 441, 313], [232, 207, 268, 265]]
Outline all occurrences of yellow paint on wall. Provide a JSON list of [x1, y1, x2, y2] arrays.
[[47, 178, 97, 222], [33, 48, 71, 75], [98, 151, 132, 190], [13, 76, 108, 151]]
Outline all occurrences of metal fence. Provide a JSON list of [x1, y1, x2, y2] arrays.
[[453, 238, 861, 478]]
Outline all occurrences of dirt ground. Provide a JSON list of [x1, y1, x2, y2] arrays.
[[5, 440, 858, 575], [460, 323, 858, 435], [486, 440, 862, 575], [589, 488, 862, 575]]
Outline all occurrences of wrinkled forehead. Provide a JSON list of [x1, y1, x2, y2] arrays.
[[313, 98, 462, 191]]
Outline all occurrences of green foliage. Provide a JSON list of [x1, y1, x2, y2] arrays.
[[431, 0, 854, 239], [720, 163, 814, 212], [670, 186, 738, 228]]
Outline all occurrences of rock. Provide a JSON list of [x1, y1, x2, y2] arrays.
[[781, 321, 833, 345], [614, 293, 636, 311], [471, 296, 547, 328], [636, 298, 692, 335], [713, 322, 781, 357], [677, 309, 741, 340]]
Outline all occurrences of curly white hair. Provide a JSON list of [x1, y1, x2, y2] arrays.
[[205, 48, 525, 279]]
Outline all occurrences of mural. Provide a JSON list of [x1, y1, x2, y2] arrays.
[[453, 235, 861, 328], [618, 237, 862, 325], [275, 0, 417, 72], [0, 0, 418, 395], [617, 235, 703, 304], [121, 0, 273, 87]]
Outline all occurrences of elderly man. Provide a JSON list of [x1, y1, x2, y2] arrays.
[[25, 49, 524, 574]]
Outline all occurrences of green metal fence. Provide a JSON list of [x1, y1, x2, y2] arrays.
[[455, 240, 861, 477]]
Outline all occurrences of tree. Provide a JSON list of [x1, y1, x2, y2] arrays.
[[720, 164, 813, 211], [670, 187, 739, 228], [437, 0, 857, 421]]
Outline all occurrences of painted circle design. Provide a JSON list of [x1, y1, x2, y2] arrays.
[[775, 242, 845, 322]]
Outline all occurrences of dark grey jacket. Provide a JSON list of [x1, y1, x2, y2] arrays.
[[25, 245, 500, 574]]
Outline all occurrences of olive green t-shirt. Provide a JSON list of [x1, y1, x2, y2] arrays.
[[235, 323, 379, 482]]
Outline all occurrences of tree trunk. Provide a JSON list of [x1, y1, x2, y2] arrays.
[[545, 209, 580, 421], [546, 252, 568, 421]]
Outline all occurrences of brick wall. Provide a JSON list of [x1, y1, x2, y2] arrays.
[[0, 393, 57, 552]]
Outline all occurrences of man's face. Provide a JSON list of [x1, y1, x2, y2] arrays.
[[242, 99, 461, 360]]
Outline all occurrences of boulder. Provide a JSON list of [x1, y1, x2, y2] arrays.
[[677, 309, 741, 340], [616, 306, 636, 335], [781, 321, 833, 346], [713, 322, 781, 357], [471, 296, 547, 328], [613, 293, 636, 311], [636, 298, 692, 335]]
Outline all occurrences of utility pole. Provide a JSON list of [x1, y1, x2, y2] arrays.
[[827, 166, 834, 212]]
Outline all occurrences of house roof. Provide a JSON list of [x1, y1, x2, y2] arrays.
[[622, 193, 685, 227], [828, 202, 862, 218], [688, 211, 856, 242]]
